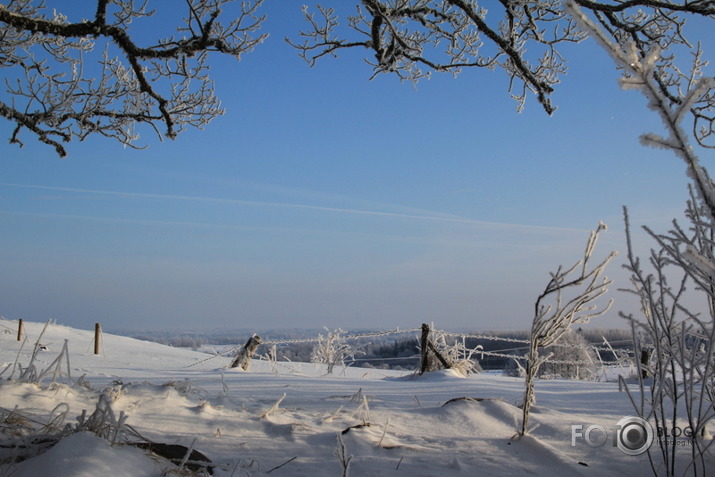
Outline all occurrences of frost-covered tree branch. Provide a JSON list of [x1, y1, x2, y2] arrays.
[[520, 222, 616, 436], [0, 0, 267, 157], [289, 0, 714, 119], [287, 0, 582, 114], [568, 3, 715, 475], [620, 201, 715, 477], [566, 0, 715, 214], [5, 1, 711, 156]]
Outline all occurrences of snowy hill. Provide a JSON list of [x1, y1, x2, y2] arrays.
[[0, 320, 693, 476]]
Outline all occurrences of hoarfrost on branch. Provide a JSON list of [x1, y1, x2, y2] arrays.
[[0, 0, 267, 157]]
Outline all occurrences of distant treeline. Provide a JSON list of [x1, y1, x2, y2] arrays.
[[126, 328, 329, 350], [123, 327, 635, 371]]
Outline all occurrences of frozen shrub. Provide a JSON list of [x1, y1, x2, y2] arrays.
[[311, 328, 360, 374], [541, 330, 597, 380]]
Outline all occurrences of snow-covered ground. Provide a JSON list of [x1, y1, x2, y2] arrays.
[[0, 320, 707, 476]]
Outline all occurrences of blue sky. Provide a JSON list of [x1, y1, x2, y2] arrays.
[[0, 2, 710, 332]]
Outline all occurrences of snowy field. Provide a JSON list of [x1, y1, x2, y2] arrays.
[[0, 320, 706, 476]]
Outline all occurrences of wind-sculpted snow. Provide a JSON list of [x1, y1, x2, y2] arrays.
[[0, 320, 696, 476]]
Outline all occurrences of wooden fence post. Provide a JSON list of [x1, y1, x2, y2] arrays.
[[94, 323, 102, 355], [17, 319, 23, 341], [231, 334, 262, 370], [419, 323, 430, 375], [640, 348, 651, 379], [418, 323, 452, 375]]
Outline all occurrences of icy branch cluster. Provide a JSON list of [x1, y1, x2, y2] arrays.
[[567, 3, 715, 475], [289, 0, 714, 120], [0, 0, 267, 156]]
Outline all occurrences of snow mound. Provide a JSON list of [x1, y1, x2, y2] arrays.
[[8, 432, 162, 477], [0, 319, 672, 476]]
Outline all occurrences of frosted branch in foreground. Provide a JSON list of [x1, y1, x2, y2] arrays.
[[520, 222, 616, 436]]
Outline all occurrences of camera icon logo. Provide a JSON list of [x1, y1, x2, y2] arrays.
[[615, 416, 654, 456]]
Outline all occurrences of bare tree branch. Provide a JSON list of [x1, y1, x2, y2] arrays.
[[288, 0, 714, 135], [0, 0, 267, 156]]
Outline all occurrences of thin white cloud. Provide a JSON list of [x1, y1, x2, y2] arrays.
[[0, 182, 589, 233], [0, 209, 257, 230]]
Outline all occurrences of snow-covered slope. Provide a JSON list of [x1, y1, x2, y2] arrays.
[[0, 320, 698, 476]]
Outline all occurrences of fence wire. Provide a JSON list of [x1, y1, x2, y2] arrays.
[[189, 326, 632, 369], [439, 331, 631, 354], [260, 327, 422, 346]]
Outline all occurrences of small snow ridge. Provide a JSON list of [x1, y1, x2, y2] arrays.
[[387, 368, 468, 382]]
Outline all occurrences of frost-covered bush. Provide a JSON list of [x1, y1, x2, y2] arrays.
[[311, 328, 360, 374], [428, 331, 482, 377], [540, 330, 597, 380]]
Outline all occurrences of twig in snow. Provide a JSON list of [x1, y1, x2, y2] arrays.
[[177, 438, 197, 473], [266, 456, 297, 473], [377, 417, 390, 447], [335, 433, 352, 477], [324, 405, 343, 422], [259, 393, 286, 418], [354, 395, 371, 425]]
